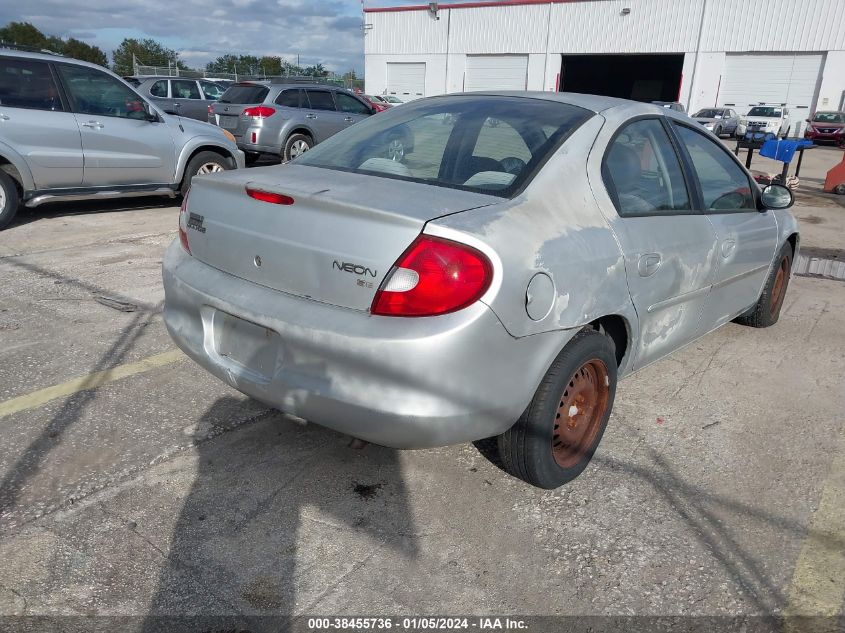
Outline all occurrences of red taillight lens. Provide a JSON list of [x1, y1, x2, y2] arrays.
[[207, 104, 213, 114], [246, 187, 294, 205], [178, 191, 191, 254], [371, 235, 493, 317], [242, 106, 276, 118]]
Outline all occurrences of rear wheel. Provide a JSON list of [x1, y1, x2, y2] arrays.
[[497, 329, 617, 489], [181, 151, 232, 195], [283, 133, 312, 162], [735, 243, 793, 328], [0, 171, 20, 230]]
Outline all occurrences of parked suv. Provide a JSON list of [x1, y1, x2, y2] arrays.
[[208, 82, 379, 162], [0, 49, 244, 229], [133, 76, 226, 121], [745, 105, 790, 138]]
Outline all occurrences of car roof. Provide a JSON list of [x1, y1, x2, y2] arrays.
[[432, 91, 683, 115], [0, 47, 104, 70]]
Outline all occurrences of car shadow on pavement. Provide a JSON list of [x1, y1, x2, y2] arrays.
[[142, 396, 419, 631], [8, 196, 176, 229]]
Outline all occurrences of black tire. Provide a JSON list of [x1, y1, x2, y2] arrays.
[[0, 171, 20, 230], [714, 125, 723, 138], [734, 242, 793, 328], [180, 151, 233, 195], [497, 329, 618, 489], [282, 133, 312, 162]]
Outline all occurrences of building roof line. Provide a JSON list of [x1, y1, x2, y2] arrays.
[[364, 0, 598, 14]]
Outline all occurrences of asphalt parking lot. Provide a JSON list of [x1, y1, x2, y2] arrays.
[[1, 147, 844, 632]]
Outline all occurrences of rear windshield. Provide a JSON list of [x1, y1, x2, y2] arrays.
[[294, 95, 592, 198], [748, 106, 782, 117], [812, 112, 845, 123], [219, 84, 269, 104]]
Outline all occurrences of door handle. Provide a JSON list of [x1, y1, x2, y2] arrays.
[[82, 120, 104, 129], [344, 116, 354, 122], [305, 113, 317, 119], [720, 238, 737, 258], [638, 253, 662, 277]]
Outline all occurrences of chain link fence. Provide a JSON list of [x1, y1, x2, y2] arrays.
[[133, 64, 359, 90]]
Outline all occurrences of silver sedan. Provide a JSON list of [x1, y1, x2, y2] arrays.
[[163, 93, 798, 489]]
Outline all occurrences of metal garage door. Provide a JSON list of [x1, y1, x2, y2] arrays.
[[386, 62, 426, 101], [720, 53, 823, 117], [465, 55, 528, 92]]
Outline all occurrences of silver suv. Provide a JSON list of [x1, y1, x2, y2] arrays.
[[0, 49, 245, 229], [133, 76, 225, 121], [208, 82, 377, 163]]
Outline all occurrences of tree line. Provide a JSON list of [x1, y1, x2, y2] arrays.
[[0, 21, 339, 78]]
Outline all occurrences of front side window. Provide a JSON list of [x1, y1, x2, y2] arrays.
[[57, 63, 147, 120], [149, 80, 168, 98], [603, 119, 690, 216], [200, 81, 224, 100], [305, 90, 336, 111], [0, 58, 63, 111], [673, 123, 756, 212], [295, 95, 592, 197], [335, 92, 370, 115], [171, 80, 200, 100]]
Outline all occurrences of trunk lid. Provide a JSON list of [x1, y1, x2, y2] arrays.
[[184, 164, 501, 311]]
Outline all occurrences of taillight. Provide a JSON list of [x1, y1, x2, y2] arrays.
[[371, 235, 493, 317], [207, 104, 213, 114], [178, 191, 191, 254], [246, 186, 294, 205], [242, 106, 276, 118]]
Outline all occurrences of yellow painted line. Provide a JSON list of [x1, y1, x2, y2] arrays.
[[0, 349, 184, 418], [785, 431, 845, 625]]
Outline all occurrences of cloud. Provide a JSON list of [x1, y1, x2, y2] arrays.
[[0, 0, 367, 72]]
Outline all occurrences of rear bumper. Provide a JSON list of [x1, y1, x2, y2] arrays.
[[162, 241, 569, 448]]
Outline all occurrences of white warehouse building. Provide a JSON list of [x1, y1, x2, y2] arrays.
[[364, 0, 845, 134]]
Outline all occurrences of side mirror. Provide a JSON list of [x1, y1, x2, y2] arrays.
[[759, 184, 793, 210]]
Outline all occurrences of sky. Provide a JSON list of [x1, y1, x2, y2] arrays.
[[0, 0, 481, 74]]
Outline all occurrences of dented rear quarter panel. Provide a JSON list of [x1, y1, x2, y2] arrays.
[[430, 115, 639, 373]]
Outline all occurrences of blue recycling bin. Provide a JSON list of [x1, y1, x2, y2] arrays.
[[759, 138, 813, 164]]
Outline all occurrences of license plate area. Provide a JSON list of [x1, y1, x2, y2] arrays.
[[219, 115, 239, 130], [212, 310, 279, 382]]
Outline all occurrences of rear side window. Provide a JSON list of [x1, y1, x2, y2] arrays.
[[149, 80, 168, 98], [305, 90, 336, 111], [275, 89, 301, 108], [219, 84, 269, 104], [171, 79, 200, 99], [672, 123, 756, 212], [200, 81, 224, 100], [0, 58, 63, 111], [603, 119, 691, 216]]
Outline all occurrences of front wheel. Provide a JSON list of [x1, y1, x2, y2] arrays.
[[735, 243, 793, 328], [181, 151, 232, 195], [0, 171, 20, 231], [497, 329, 618, 489]]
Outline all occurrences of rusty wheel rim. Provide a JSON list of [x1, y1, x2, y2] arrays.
[[553, 359, 610, 469], [770, 257, 789, 314]]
